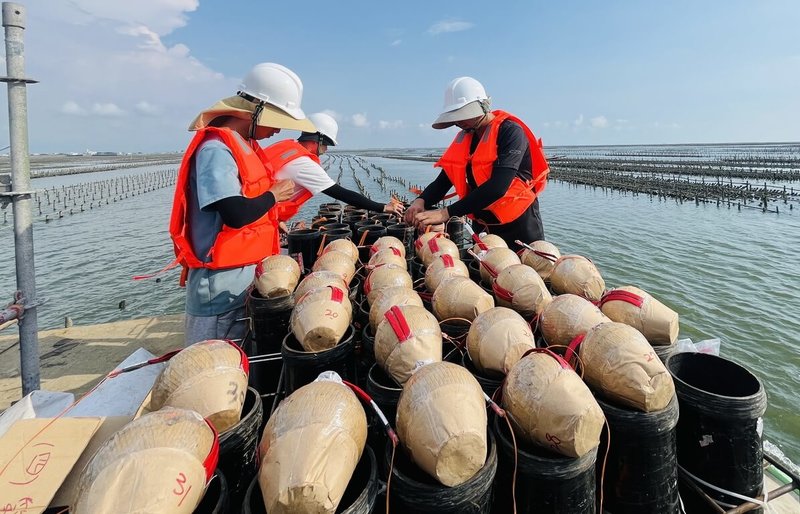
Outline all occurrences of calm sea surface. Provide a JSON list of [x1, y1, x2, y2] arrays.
[[1, 146, 798, 467]]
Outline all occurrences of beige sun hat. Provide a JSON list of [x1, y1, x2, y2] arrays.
[[188, 95, 316, 132], [189, 62, 317, 132]]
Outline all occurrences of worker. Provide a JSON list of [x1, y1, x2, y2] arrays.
[[171, 62, 314, 345], [406, 76, 549, 251], [259, 111, 404, 226]]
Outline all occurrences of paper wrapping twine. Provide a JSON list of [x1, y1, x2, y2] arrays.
[[259, 380, 367, 514], [396, 362, 487, 487], [150, 340, 248, 433], [254, 254, 301, 298], [503, 352, 604, 458], [71, 408, 216, 514], [291, 286, 353, 351], [374, 305, 442, 385], [466, 307, 535, 377]]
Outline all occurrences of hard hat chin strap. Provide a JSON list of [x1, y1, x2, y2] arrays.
[[249, 103, 264, 140]]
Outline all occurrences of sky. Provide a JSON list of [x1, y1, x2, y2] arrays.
[[0, 0, 798, 153]]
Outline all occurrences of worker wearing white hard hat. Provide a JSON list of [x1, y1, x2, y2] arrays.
[[260, 111, 404, 231], [174, 62, 313, 346], [407, 76, 550, 251]]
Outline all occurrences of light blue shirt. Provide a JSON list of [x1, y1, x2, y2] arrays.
[[185, 136, 255, 316]]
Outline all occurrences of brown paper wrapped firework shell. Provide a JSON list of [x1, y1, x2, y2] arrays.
[[313, 249, 357, 284], [150, 339, 249, 433], [519, 240, 561, 282], [370, 235, 406, 258], [432, 276, 495, 323], [396, 361, 487, 486], [471, 233, 508, 254], [369, 286, 424, 331], [322, 238, 359, 264], [71, 408, 217, 514], [599, 285, 680, 345], [294, 270, 348, 300], [291, 286, 353, 351], [259, 379, 367, 514], [539, 294, 611, 346], [418, 235, 460, 267], [368, 247, 408, 269], [493, 264, 553, 318], [549, 255, 606, 301], [503, 351, 604, 458], [571, 322, 675, 412], [479, 247, 522, 286], [254, 254, 301, 298], [425, 254, 470, 292], [364, 264, 413, 304], [374, 305, 442, 384], [414, 232, 447, 259], [467, 307, 535, 377]]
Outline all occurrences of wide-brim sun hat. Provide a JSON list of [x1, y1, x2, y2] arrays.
[[188, 95, 316, 132], [431, 100, 488, 130]]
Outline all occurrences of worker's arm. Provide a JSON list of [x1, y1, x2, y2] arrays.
[[445, 167, 516, 216], [322, 184, 390, 212], [418, 170, 454, 208]]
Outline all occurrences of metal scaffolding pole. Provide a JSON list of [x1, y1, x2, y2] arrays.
[[2, 2, 40, 394]]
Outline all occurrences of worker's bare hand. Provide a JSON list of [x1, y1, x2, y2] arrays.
[[269, 179, 295, 203], [414, 208, 450, 228], [383, 200, 405, 216], [404, 198, 425, 225]]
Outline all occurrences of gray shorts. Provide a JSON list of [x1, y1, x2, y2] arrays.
[[184, 306, 248, 347]]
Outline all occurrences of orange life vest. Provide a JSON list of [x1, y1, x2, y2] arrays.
[[257, 139, 320, 221], [170, 127, 279, 273], [434, 110, 549, 224]]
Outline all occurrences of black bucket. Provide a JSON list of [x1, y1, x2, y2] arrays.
[[242, 445, 378, 513], [409, 256, 426, 282], [321, 222, 349, 232], [345, 206, 368, 216], [324, 228, 353, 243], [386, 223, 415, 253], [440, 319, 470, 341], [320, 202, 344, 213], [446, 217, 467, 247], [355, 319, 375, 388], [194, 470, 229, 513], [246, 290, 294, 355], [384, 430, 497, 514], [370, 213, 396, 226], [596, 394, 680, 513], [287, 229, 321, 269], [667, 352, 768, 513], [357, 225, 387, 262], [281, 325, 356, 395], [492, 415, 596, 514], [344, 214, 368, 232], [218, 387, 263, 506], [463, 353, 503, 397], [366, 363, 402, 473], [247, 353, 282, 425], [468, 257, 482, 283]]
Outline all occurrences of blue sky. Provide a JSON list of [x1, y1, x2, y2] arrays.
[[1, 1, 798, 152]]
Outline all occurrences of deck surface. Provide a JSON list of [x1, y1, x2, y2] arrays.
[[0, 315, 183, 410]]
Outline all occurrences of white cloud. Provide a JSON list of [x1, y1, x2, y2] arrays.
[[351, 113, 370, 128], [542, 121, 551, 128], [573, 114, 584, 127], [135, 101, 160, 116], [428, 20, 474, 35], [92, 102, 126, 116], [590, 115, 608, 128], [9, 1, 235, 152], [391, 39, 402, 46], [60, 101, 88, 116], [378, 120, 404, 129]]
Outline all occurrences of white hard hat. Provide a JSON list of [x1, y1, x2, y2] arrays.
[[239, 63, 306, 120], [432, 76, 491, 130], [307, 112, 339, 146]]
